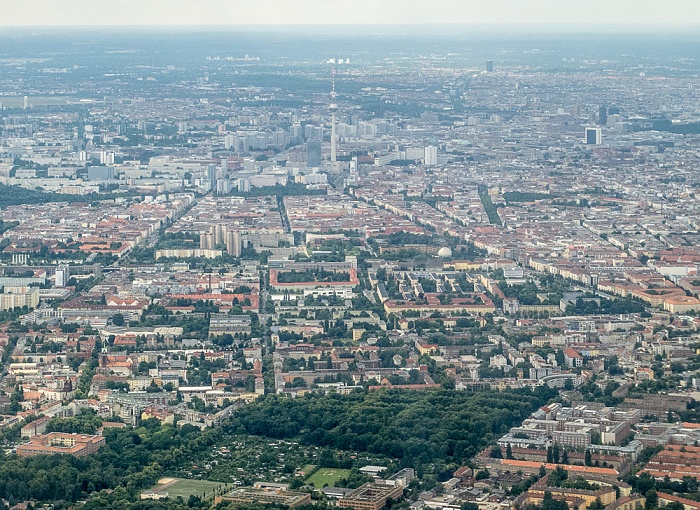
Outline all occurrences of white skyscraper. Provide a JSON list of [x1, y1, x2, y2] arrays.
[[100, 151, 115, 165], [55, 265, 70, 288], [424, 146, 438, 166]]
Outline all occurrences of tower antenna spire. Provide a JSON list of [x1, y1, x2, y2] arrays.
[[329, 62, 338, 168], [331, 66, 336, 99]]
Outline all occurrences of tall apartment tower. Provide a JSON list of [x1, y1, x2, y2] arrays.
[[200, 231, 215, 250], [55, 265, 70, 287], [424, 146, 438, 166], [225, 230, 242, 257]]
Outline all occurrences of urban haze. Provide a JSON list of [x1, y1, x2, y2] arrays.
[[0, 17, 700, 510]]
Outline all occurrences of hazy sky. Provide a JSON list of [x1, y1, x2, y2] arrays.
[[2, 0, 700, 27]]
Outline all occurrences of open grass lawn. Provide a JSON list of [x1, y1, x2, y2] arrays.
[[305, 468, 351, 488], [299, 464, 318, 476], [147, 478, 224, 500]]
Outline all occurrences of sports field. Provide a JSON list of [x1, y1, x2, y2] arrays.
[[146, 478, 223, 500], [299, 464, 317, 476], [305, 468, 351, 488]]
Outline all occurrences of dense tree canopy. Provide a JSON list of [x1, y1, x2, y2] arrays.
[[0, 422, 219, 504], [0, 387, 557, 508], [227, 387, 557, 468]]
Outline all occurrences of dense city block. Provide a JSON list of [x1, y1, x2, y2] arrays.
[[1, 26, 700, 510]]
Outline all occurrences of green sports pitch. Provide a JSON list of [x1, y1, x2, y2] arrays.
[[305, 468, 351, 488], [146, 478, 224, 500]]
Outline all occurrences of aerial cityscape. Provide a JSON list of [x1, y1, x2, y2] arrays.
[[1, 6, 700, 510]]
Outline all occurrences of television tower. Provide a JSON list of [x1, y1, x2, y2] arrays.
[[329, 67, 338, 168]]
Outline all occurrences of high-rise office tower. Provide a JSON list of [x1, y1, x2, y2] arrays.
[[598, 105, 607, 126], [486, 60, 494, 73], [306, 139, 322, 167], [207, 164, 217, 191], [585, 127, 602, 145]]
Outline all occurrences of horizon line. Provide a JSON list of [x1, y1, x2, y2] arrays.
[[1, 22, 700, 28]]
